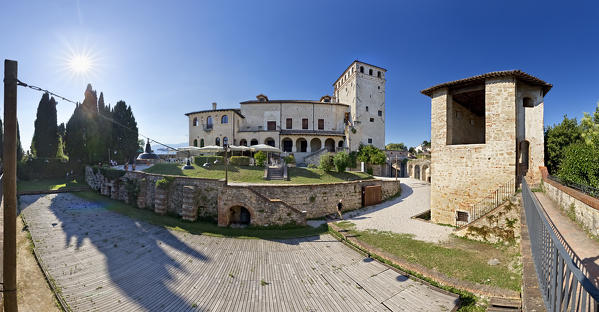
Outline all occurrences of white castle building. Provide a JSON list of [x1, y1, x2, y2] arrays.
[[185, 61, 386, 164]]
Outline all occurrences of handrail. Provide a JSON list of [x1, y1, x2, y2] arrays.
[[548, 174, 599, 199], [457, 177, 515, 226], [523, 179, 599, 312]]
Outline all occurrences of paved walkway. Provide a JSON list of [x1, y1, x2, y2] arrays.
[[20, 193, 458, 312], [340, 178, 453, 243], [535, 192, 599, 287]]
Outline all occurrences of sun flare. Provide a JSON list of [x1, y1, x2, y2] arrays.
[[69, 55, 92, 73]]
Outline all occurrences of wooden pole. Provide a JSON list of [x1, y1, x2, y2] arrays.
[[3, 59, 19, 311]]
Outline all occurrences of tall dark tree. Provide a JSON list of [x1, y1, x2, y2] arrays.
[[31, 93, 59, 158], [65, 103, 88, 166], [111, 101, 139, 163], [97, 92, 113, 161], [0, 118, 3, 161], [17, 121, 24, 161]]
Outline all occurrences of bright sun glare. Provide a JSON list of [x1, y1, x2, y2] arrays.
[[69, 55, 92, 73]]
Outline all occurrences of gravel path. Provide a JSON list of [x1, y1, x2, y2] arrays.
[[20, 193, 458, 311], [341, 178, 454, 243]]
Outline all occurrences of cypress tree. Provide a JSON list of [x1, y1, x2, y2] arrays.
[[31, 93, 59, 158], [97, 92, 112, 161], [65, 103, 88, 166], [111, 101, 139, 163]]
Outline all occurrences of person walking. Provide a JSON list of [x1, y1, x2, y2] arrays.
[[336, 199, 344, 220]]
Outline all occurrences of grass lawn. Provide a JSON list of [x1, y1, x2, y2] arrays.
[[17, 178, 84, 193], [73, 191, 328, 239], [333, 221, 522, 292], [143, 163, 373, 184]]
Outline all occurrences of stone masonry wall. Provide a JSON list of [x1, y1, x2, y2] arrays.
[[454, 196, 521, 244], [430, 78, 517, 226], [218, 186, 307, 226]]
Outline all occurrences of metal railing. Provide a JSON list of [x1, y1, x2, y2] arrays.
[[523, 179, 599, 312], [548, 174, 599, 199], [458, 178, 516, 226]]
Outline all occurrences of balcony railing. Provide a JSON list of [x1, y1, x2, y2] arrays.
[[522, 179, 599, 311]]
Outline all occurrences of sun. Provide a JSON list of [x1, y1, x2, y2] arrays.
[[69, 55, 92, 73]]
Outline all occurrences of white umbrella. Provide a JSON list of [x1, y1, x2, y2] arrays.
[[250, 144, 281, 153], [198, 145, 224, 152], [175, 146, 203, 158], [228, 145, 250, 152]]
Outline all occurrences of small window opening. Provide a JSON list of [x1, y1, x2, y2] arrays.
[[378, 110, 382, 117], [370, 118, 374, 122], [267, 121, 276, 131], [365, 106, 369, 112], [318, 119, 324, 130], [360, 66, 364, 73], [456, 211, 469, 223], [523, 97, 534, 108], [369, 69, 373, 75], [215, 137, 220, 146], [368, 138, 372, 144], [286, 118, 292, 129], [377, 71, 381, 78], [193, 117, 199, 127], [302, 118, 308, 129], [221, 115, 228, 124]]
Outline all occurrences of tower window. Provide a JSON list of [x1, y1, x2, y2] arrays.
[[447, 85, 485, 145], [221, 115, 228, 124], [286, 118, 292, 129], [193, 117, 199, 127], [378, 110, 382, 116], [360, 66, 364, 73], [267, 121, 276, 131], [302, 118, 309, 129], [369, 69, 373, 75], [366, 106, 369, 112], [523, 97, 534, 107], [370, 118, 374, 122], [318, 119, 324, 130], [206, 116, 213, 129], [377, 71, 381, 78], [368, 138, 373, 144]]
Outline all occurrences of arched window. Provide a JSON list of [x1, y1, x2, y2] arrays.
[[215, 137, 220, 146], [250, 139, 258, 146], [369, 69, 373, 75], [360, 66, 364, 73], [221, 115, 228, 124], [377, 71, 381, 78], [223, 137, 228, 146], [200, 139, 205, 147], [240, 139, 247, 146], [193, 117, 199, 127], [193, 139, 198, 147], [206, 116, 213, 129], [265, 138, 275, 147]]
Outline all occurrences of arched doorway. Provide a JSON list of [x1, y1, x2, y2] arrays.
[[414, 165, 420, 180], [421, 164, 428, 181], [324, 138, 335, 152], [193, 139, 198, 147], [282, 138, 293, 152], [338, 140, 344, 148], [239, 139, 247, 146], [296, 138, 307, 152], [310, 138, 322, 152], [250, 139, 258, 146], [265, 138, 275, 147], [229, 206, 251, 225], [518, 140, 530, 183]]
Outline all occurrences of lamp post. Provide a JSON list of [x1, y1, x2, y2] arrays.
[[223, 143, 229, 185]]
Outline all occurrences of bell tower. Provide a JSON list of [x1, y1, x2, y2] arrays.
[[333, 61, 386, 151]]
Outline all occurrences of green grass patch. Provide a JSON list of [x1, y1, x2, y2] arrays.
[[143, 163, 373, 184], [73, 191, 328, 239], [334, 221, 521, 292], [17, 178, 84, 193]]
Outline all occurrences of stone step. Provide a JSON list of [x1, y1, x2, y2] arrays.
[[487, 297, 521, 312]]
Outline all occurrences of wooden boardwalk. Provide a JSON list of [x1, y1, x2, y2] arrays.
[[20, 193, 459, 312]]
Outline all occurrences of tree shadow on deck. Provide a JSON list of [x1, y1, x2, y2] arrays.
[[33, 193, 210, 311]]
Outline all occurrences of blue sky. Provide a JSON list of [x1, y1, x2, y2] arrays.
[[1, 0, 598, 149]]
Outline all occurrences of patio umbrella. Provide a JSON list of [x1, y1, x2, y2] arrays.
[[198, 145, 225, 152], [176, 146, 203, 158], [228, 145, 250, 152], [249, 144, 281, 153]]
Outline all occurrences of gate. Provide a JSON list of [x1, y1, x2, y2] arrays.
[[362, 185, 382, 207]]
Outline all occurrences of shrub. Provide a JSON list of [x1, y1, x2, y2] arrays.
[[254, 151, 267, 167], [99, 167, 127, 181], [17, 158, 69, 180], [155, 176, 175, 190], [229, 156, 250, 166], [284, 154, 296, 164], [319, 153, 334, 172], [557, 143, 599, 189], [357, 144, 387, 165], [194, 156, 223, 166], [307, 163, 317, 169], [366, 167, 373, 175], [333, 152, 350, 173], [348, 151, 358, 169]]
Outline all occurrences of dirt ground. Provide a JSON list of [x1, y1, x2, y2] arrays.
[[0, 216, 61, 312]]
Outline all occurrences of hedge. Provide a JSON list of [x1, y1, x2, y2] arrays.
[[319, 153, 334, 172], [17, 158, 69, 180], [194, 156, 224, 166], [230, 156, 250, 166]]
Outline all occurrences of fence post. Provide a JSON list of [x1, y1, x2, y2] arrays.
[[3, 59, 19, 312]]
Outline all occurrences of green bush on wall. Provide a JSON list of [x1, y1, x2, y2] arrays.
[[155, 176, 175, 190], [558, 143, 599, 189], [229, 156, 250, 166], [194, 156, 224, 166]]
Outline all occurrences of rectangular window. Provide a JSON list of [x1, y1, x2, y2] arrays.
[[378, 110, 382, 116], [368, 138, 372, 144], [318, 119, 324, 130], [286, 118, 292, 129], [447, 85, 485, 145], [267, 121, 276, 131], [302, 118, 308, 129], [370, 117, 374, 122], [365, 106, 369, 112]]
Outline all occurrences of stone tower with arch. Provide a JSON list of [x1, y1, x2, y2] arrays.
[[333, 61, 387, 151]]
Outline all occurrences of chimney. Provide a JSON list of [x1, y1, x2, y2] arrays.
[[212, 102, 217, 110]]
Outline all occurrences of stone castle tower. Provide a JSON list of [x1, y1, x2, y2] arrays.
[[333, 61, 386, 151]]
